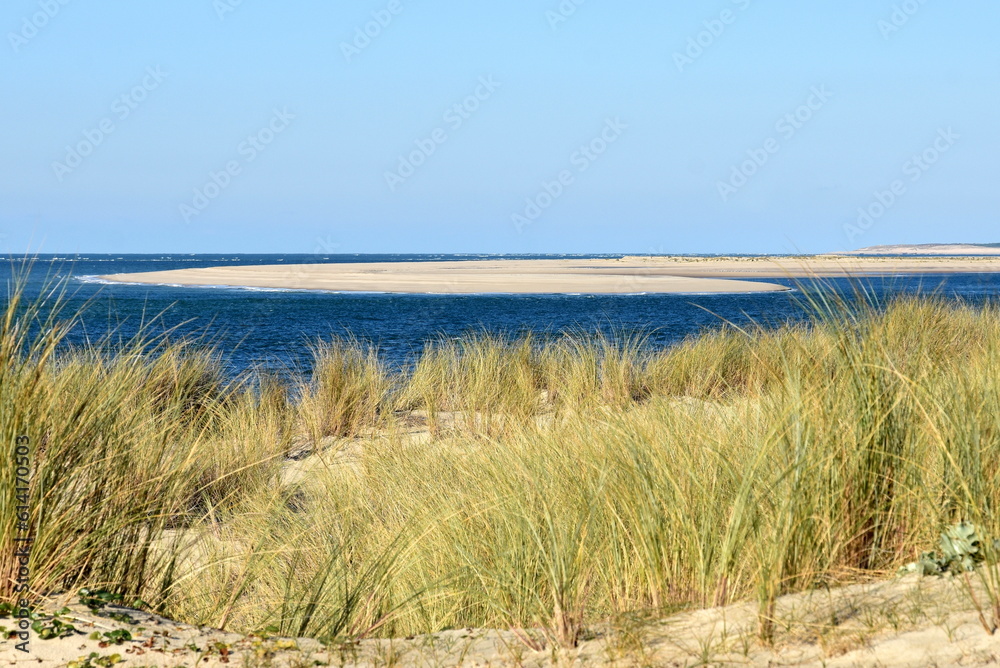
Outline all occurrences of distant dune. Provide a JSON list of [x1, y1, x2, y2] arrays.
[[842, 244, 1000, 256]]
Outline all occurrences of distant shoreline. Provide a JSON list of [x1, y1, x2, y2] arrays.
[[98, 256, 1000, 295], [841, 244, 1000, 256]]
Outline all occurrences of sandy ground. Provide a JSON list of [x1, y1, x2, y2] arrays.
[[98, 256, 1000, 295], [5, 574, 1000, 667]]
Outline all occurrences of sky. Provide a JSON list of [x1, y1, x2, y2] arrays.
[[1, 0, 997, 254]]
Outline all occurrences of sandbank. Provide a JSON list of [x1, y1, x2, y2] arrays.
[[98, 256, 1000, 295]]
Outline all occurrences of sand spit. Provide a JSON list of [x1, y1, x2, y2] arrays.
[[99, 256, 1000, 295], [5, 574, 1000, 666]]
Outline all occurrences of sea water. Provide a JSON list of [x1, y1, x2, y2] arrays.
[[3, 254, 998, 376]]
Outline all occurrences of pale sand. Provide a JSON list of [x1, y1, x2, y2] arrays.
[[98, 256, 1000, 295], [7, 574, 1000, 666]]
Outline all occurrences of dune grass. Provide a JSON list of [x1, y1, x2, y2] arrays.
[[4, 278, 1000, 648], [299, 338, 393, 443]]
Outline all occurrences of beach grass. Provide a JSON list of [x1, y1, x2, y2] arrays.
[[4, 279, 1000, 647]]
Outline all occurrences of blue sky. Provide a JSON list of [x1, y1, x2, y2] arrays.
[[1, 0, 997, 254]]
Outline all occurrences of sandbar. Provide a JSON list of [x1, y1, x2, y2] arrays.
[[98, 256, 1000, 295]]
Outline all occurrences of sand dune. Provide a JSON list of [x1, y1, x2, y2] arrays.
[[98, 256, 1000, 295], [843, 244, 1000, 255]]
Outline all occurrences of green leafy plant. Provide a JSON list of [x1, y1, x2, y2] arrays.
[[79, 588, 124, 611], [901, 522, 996, 576], [88, 629, 132, 645], [106, 629, 132, 644], [900, 521, 1000, 634], [66, 652, 124, 668], [31, 616, 78, 639]]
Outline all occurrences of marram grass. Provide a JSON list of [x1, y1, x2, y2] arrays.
[[4, 280, 1000, 646]]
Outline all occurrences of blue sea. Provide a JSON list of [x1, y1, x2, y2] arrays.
[[3, 254, 999, 376]]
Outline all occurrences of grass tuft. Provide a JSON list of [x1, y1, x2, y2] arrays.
[[5, 275, 1000, 648]]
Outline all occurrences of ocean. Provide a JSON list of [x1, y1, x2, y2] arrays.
[[3, 254, 999, 376]]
